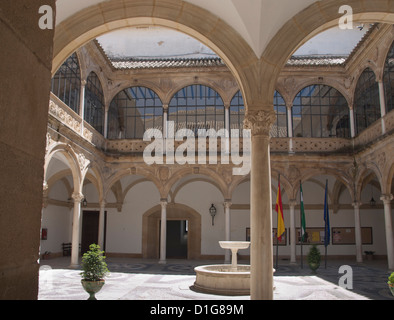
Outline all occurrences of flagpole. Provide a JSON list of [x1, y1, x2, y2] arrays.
[[324, 179, 330, 269], [300, 180, 303, 269], [276, 174, 280, 270], [276, 229, 279, 270]]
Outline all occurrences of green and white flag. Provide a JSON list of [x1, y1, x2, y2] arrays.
[[300, 182, 306, 242]]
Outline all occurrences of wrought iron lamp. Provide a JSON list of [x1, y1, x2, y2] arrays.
[[209, 204, 217, 226], [82, 198, 88, 207], [370, 185, 376, 207]]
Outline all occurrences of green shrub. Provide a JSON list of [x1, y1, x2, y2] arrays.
[[388, 272, 394, 285], [307, 245, 321, 265], [80, 244, 109, 282]]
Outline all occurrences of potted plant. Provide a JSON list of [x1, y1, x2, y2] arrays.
[[80, 244, 109, 300], [307, 245, 321, 273], [388, 272, 394, 297], [364, 251, 375, 261]]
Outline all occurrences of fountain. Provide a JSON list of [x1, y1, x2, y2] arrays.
[[193, 241, 251, 296]]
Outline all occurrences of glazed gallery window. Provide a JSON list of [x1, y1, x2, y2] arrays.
[[51, 52, 81, 114], [229, 90, 244, 137], [273, 91, 288, 138], [229, 90, 287, 138], [383, 40, 394, 114], [107, 87, 163, 139], [354, 68, 380, 135], [84, 72, 104, 135], [292, 85, 350, 138], [168, 85, 225, 135]]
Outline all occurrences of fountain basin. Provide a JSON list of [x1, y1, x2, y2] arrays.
[[219, 241, 250, 250], [193, 264, 250, 296]]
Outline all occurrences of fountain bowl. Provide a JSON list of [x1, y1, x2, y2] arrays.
[[193, 264, 250, 296], [219, 241, 250, 250]]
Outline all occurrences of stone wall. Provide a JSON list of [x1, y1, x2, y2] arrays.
[[0, 0, 55, 299]]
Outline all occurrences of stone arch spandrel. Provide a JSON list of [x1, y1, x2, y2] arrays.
[[163, 167, 229, 200], [260, 0, 394, 107], [52, 0, 258, 112], [44, 143, 82, 192]]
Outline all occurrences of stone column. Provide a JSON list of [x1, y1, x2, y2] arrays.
[[244, 109, 276, 300], [288, 200, 297, 264], [103, 106, 109, 138], [79, 80, 86, 136], [349, 105, 356, 138], [224, 200, 232, 264], [352, 202, 363, 263], [98, 200, 106, 249], [225, 105, 231, 153], [163, 105, 168, 155], [286, 104, 293, 153], [159, 199, 168, 264], [381, 194, 394, 270], [71, 193, 84, 267], [378, 80, 387, 134], [163, 105, 168, 138]]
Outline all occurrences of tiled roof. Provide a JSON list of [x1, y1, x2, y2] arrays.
[[111, 57, 226, 69], [109, 55, 350, 70], [286, 55, 347, 67]]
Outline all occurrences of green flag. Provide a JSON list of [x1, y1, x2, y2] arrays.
[[300, 182, 306, 242]]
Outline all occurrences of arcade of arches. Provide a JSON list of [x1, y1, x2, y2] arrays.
[[1, 0, 394, 300]]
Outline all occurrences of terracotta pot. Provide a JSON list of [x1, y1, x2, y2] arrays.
[[389, 283, 394, 297], [81, 280, 105, 300]]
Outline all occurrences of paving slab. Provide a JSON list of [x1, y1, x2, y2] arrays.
[[38, 257, 394, 301]]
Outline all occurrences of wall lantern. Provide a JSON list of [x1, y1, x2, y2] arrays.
[[370, 185, 376, 207], [209, 204, 217, 226], [82, 198, 88, 207], [369, 196, 376, 207]]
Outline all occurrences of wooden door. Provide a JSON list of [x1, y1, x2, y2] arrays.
[[81, 211, 99, 254]]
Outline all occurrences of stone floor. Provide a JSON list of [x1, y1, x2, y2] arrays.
[[38, 256, 394, 301]]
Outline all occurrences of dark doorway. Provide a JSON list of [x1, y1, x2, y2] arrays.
[[166, 220, 188, 259], [81, 211, 99, 254]]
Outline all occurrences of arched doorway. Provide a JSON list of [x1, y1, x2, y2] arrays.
[[142, 203, 201, 260]]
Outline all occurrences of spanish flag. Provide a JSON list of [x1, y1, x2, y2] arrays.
[[276, 178, 285, 241]]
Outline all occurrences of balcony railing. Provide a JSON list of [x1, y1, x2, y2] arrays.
[[49, 94, 394, 155]]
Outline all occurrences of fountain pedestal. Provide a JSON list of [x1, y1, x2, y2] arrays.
[[219, 241, 250, 271], [193, 241, 251, 296]]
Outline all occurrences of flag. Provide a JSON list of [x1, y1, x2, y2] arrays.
[[300, 182, 306, 242], [275, 178, 285, 241], [324, 180, 330, 247]]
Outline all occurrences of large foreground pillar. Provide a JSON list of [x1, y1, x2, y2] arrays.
[[0, 1, 55, 299], [245, 109, 276, 300]]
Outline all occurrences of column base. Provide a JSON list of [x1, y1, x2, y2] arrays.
[[158, 260, 167, 265]]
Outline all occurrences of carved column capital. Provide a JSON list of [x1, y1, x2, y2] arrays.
[[352, 202, 362, 208], [244, 109, 276, 136], [99, 200, 107, 208], [288, 199, 297, 207], [223, 200, 232, 209], [380, 194, 393, 203], [160, 199, 168, 208], [72, 193, 84, 203]]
